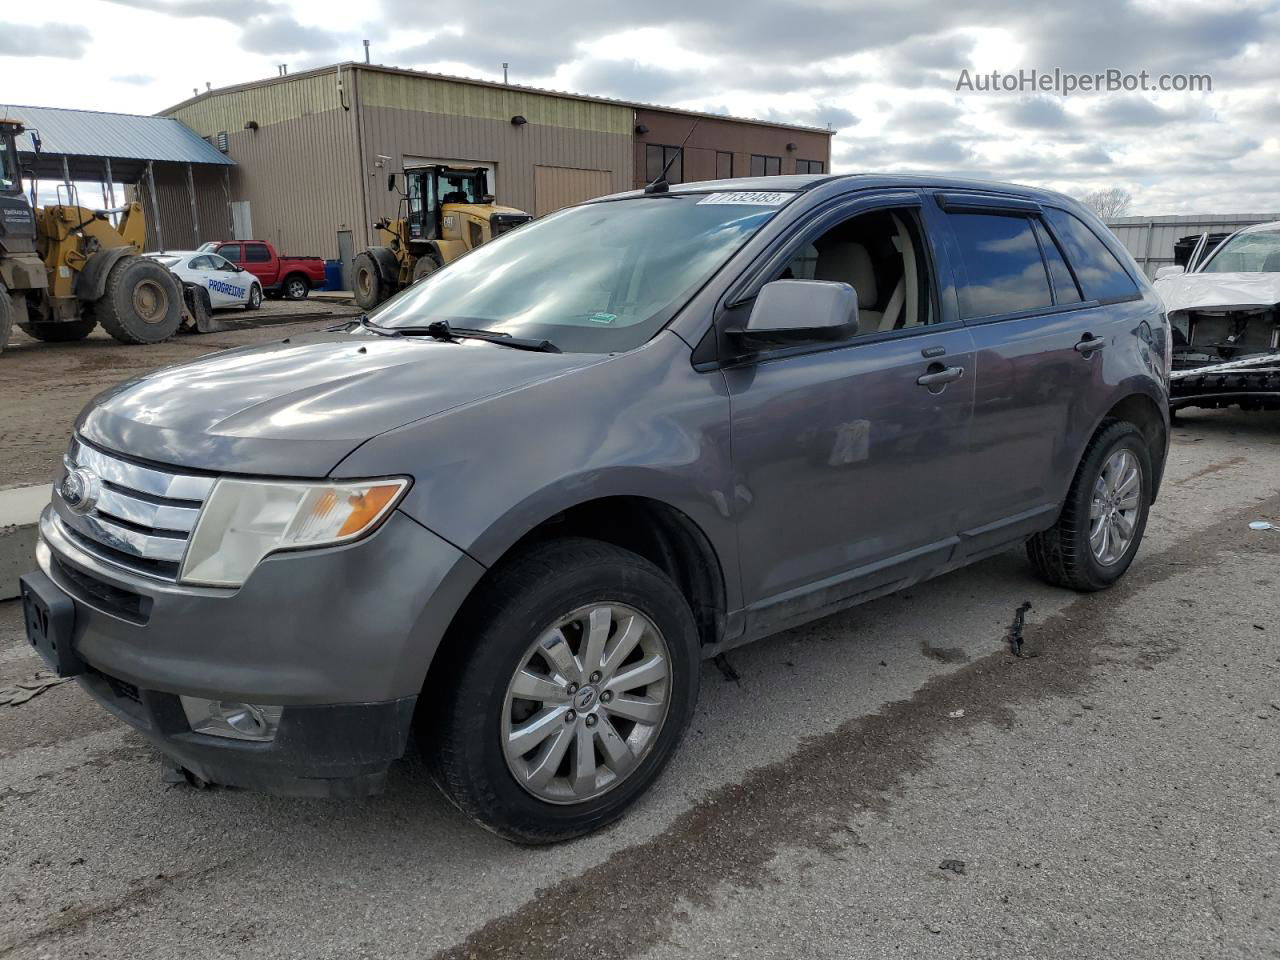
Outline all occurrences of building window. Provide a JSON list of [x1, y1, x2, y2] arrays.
[[795, 159, 825, 174], [646, 144, 684, 183], [716, 151, 734, 179], [750, 154, 781, 177]]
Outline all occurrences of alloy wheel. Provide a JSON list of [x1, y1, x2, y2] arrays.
[[1089, 448, 1141, 565], [501, 603, 671, 804]]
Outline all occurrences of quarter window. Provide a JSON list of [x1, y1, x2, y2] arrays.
[[245, 243, 271, 263], [750, 154, 781, 177], [948, 213, 1053, 319], [1041, 207, 1139, 301], [1033, 220, 1082, 304], [645, 144, 683, 184]]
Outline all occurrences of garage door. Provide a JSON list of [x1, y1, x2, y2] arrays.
[[534, 166, 613, 217]]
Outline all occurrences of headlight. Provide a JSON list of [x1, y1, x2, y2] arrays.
[[179, 477, 409, 587]]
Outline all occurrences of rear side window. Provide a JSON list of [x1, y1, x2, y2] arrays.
[[1033, 220, 1083, 304], [1042, 208, 1139, 301], [947, 213, 1052, 319], [245, 243, 271, 263], [220, 244, 241, 262]]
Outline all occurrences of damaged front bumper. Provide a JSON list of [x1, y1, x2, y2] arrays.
[[1170, 352, 1280, 411]]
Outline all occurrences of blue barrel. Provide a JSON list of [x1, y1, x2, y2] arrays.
[[323, 259, 344, 291]]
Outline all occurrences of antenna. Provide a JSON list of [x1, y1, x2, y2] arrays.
[[644, 118, 699, 195]]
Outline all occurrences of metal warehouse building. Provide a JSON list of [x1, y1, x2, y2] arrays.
[[1107, 213, 1280, 278], [159, 63, 832, 278]]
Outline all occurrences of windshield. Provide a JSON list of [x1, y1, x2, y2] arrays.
[[369, 192, 789, 353], [1201, 229, 1280, 274], [151, 256, 180, 267], [0, 136, 18, 192], [196, 241, 219, 252]]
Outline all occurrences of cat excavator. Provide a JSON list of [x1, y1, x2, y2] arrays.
[[352, 164, 532, 310], [0, 116, 210, 356]]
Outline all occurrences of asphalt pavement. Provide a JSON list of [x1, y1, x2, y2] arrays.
[[1, 408, 1277, 960]]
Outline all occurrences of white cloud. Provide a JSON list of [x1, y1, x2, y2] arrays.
[[3, 0, 1278, 214]]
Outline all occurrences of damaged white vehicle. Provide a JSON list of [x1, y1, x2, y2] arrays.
[[1154, 221, 1280, 412]]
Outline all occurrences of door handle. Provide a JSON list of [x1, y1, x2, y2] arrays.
[[916, 365, 965, 387], [1075, 335, 1107, 354]]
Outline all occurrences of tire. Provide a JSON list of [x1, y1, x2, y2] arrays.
[[352, 253, 384, 310], [0, 283, 14, 356], [411, 254, 441, 283], [283, 274, 309, 300], [425, 537, 700, 844], [95, 257, 183, 344], [18, 318, 97, 342], [1027, 420, 1153, 592], [245, 284, 263, 311]]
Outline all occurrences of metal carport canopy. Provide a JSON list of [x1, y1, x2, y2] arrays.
[[1, 103, 234, 182]]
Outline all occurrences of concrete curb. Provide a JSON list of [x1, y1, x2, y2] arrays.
[[1, 485, 50, 601]]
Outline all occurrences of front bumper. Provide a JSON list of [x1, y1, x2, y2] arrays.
[[32, 505, 486, 796]]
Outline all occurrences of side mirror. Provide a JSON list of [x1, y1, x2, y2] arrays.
[[30, 130, 42, 156], [1155, 264, 1185, 279], [387, 173, 397, 192], [736, 280, 859, 343]]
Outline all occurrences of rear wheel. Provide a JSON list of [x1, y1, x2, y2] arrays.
[[425, 538, 700, 843], [18, 318, 97, 342], [1027, 420, 1152, 591], [411, 254, 441, 283], [283, 275, 309, 300], [96, 257, 183, 344], [352, 253, 384, 310]]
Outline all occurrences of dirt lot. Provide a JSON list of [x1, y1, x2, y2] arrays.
[[0, 297, 357, 488], [0, 334, 1277, 958]]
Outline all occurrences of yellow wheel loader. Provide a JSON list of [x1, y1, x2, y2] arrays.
[[352, 165, 532, 310], [0, 117, 209, 355]]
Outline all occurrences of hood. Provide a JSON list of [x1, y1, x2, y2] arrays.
[[77, 330, 601, 477], [1154, 271, 1280, 314]]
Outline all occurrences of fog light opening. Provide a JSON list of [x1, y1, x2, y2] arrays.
[[181, 696, 283, 742]]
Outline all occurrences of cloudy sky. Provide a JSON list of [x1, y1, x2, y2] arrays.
[[3, 0, 1278, 214]]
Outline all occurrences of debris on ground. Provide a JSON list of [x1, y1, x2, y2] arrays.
[[947, 709, 965, 719], [0, 672, 71, 706], [1006, 601, 1034, 657], [1248, 520, 1276, 531], [713, 653, 741, 684], [938, 859, 967, 875]]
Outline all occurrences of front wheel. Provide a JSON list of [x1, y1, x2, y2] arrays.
[[352, 253, 384, 310], [1027, 420, 1153, 591], [425, 538, 700, 843], [245, 284, 263, 310], [96, 257, 183, 344]]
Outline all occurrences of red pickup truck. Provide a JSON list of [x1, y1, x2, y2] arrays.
[[206, 240, 325, 300]]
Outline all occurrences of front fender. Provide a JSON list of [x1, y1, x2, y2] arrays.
[[364, 246, 400, 286], [74, 247, 133, 302]]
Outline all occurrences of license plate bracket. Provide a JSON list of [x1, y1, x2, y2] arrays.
[[20, 571, 83, 678]]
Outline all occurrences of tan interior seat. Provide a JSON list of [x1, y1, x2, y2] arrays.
[[816, 242, 883, 330]]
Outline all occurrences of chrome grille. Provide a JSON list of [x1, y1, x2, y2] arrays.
[[52, 437, 215, 581]]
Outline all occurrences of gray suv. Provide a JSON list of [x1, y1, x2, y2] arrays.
[[22, 175, 1169, 842]]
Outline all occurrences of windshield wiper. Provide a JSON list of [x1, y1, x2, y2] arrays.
[[368, 316, 560, 353]]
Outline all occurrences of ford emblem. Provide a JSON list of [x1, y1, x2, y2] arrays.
[[61, 467, 100, 515]]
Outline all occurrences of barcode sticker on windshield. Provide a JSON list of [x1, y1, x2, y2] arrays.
[[697, 192, 791, 206]]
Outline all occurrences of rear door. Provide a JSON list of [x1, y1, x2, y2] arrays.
[[926, 194, 1143, 556], [722, 190, 977, 636]]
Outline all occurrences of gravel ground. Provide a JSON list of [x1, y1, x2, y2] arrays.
[[0, 401, 1277, 959], [0, 298, 356, 489]]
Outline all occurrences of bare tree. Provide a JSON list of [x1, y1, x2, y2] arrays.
[[1080, 187, 1133, 220]]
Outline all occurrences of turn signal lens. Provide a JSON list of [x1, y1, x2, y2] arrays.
[[180, 477, 409, 587]]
